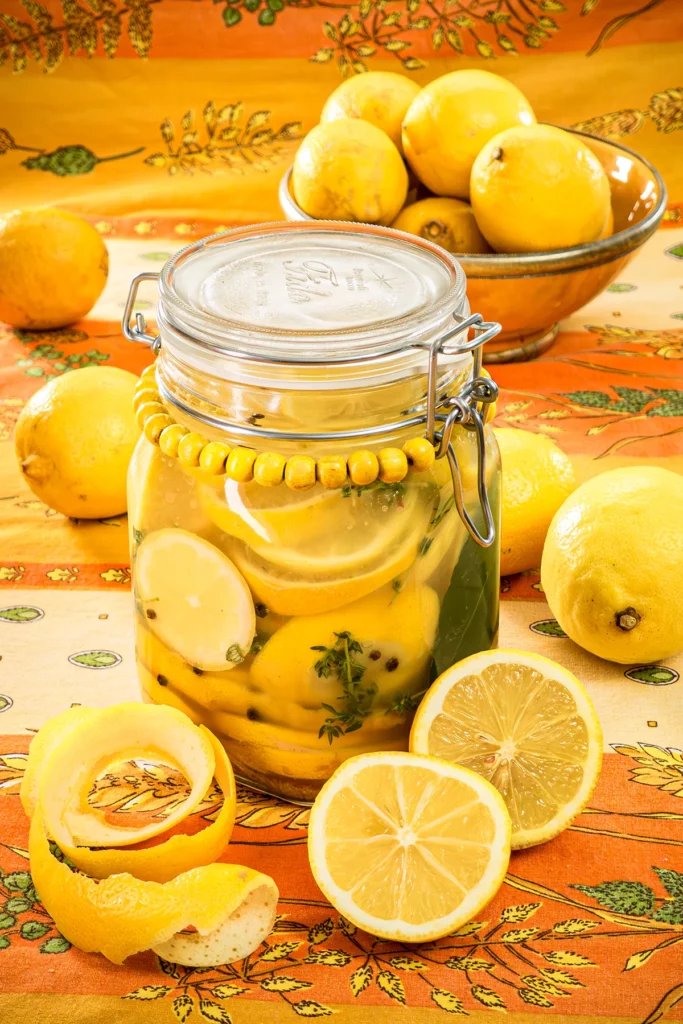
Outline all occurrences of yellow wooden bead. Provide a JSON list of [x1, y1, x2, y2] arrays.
[[348, 449, 379, 487], [317, 455, 348, 489], [143, 412, 173, 445], [226, 447, 257, 483], [177, 432, 208, 468], [133, 387, 160, 412], [378, 447, 408, 484], [140, 363, 158, 385], [285, 455, 317, 491], [402, 437, 436, 472], [198, 441, 232, 475], [253, 451, 286, 487], [159, 423, 189, 458], [136, 401, 166, 430]]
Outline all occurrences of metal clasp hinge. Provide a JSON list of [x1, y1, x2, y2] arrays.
[[421, 313, 501, 549], [122, 272, 161, 352]]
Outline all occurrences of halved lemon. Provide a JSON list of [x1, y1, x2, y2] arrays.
[[410, 649, 603, 849], [136, 529, 255, 672], [307, 751, 510, 942]]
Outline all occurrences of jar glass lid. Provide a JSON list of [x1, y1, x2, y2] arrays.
[[159, 221, 467, 365]]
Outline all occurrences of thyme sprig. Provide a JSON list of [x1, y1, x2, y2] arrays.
[[387, 687, 429, 716], [312, 631, 377, 744]]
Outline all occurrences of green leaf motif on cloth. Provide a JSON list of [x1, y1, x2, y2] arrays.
[[69, 651, 121, 668], [653, 867, 683, 898], [652, 901, 683, 924], [3, 871, 33, 892], [530, 619, 568, 638], [0, 606, 43, 622], [625, 666, 679, 685], [40, 936, 71, 954], [20, 920, 50, 940], [572, 880, 656, 916]]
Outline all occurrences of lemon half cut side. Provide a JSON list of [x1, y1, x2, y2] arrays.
[[308, 751, 511, 942], [411, 649, 603, 849]]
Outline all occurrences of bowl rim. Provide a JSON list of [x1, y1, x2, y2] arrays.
[[279, 126, 668, 274]]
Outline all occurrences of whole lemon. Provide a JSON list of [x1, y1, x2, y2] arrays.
[[541, 467, 683, 664], [292, 119, 408, 225], [471, 124, 612, 253], [320, 71, 420, 154], [392, 197, 491, 254], [0, 208, 108, 329], [495, 427, 576, 576], [15, 366, 140, 519], [401, 70, 535, 200]]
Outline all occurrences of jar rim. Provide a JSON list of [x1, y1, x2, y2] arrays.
[[158, 221, 468, 366]]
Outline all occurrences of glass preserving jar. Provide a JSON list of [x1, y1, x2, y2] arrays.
[[124, 222, 501, 802]]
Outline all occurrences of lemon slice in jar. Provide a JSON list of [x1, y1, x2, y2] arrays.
[[410, 649, 603, 849], [198, 477, 347, 549], [136, 529, 255, 672], [202, 476, 436, 575], [228, 528, 422, 617], [307, 751, 510, 942]]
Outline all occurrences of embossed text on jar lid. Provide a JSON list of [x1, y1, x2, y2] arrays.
[[159, 222, 467, 365]]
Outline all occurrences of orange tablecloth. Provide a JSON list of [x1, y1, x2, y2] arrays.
[[1, 5, 683, 1020]]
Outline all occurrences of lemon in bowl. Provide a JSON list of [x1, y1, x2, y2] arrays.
[[471, 124, 612, 253], [392, 196, 491, 254], [401, 69, 536, 200], [320, 70, 420, 154], [291, 118, 408, 225]]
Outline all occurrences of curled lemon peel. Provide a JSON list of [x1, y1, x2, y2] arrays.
[[20, 705, 95, 819], [23, 704, 236, 883], [29, 812, 278, 965], [23, 702, 279, 965], [38, 703, 216, 849]]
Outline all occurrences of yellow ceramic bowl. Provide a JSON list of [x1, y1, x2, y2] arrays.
[[279, 129, 667, 363]]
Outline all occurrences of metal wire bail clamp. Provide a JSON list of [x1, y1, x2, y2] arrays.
[[123, 273, 161, 353], [420, 313, 501, 548]]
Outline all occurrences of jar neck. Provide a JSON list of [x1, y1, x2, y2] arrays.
[[157, 345, 473, 454]]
